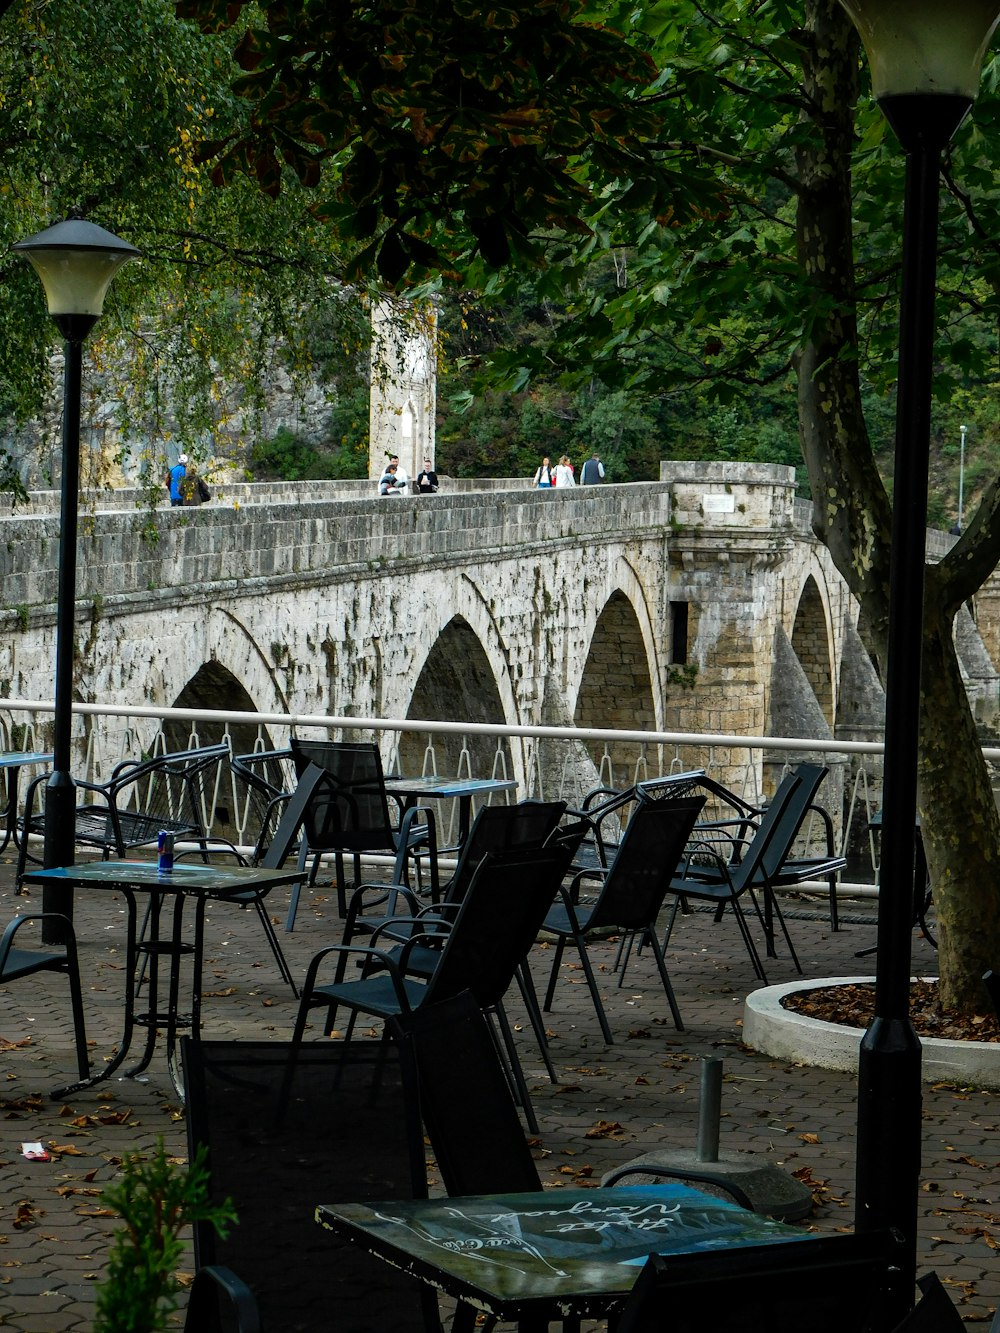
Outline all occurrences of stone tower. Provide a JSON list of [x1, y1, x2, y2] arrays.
[[368, 298, 437, 483]]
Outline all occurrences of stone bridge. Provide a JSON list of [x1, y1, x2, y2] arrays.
[[1, 461, 997, 803]]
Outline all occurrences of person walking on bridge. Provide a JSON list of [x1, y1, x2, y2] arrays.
[[580, 453, 605, 485], [166, 454, 188, 506], [555, 455, 575, 487], [532, 456, 554, 489]]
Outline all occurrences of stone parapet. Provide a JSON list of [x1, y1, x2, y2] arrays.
[[0, 482, 672, 612]]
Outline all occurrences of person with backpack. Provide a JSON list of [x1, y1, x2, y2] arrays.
[[181, 464, 212, 505], [166, 454, 188, 506], [532, 457, 554, 489]]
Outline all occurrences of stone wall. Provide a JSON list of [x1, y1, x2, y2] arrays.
[[0, 482, 671, 613]]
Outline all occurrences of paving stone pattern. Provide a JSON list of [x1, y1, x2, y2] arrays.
[[0, 856, 996, 1330]]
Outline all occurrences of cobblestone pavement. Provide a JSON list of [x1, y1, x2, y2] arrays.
[[0, 854, 997, 1330]]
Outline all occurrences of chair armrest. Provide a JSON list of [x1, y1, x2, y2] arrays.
[[0, 913, 77, 971], [367, 914, 450, 950], [568, 865, 608, 892], [342, 883, 424, 941], [806, 800, 837, 856], [184, 1264, 261, 1333], [308, 943, 413, 1002], [677, 840, 734, 883], [176, 838, 250, 866], [393, 803, 439, 900]]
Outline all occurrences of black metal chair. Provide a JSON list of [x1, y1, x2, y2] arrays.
[[392, 989, 542, 1197], [16, 742, 230, 887], [340, 798, 567, 952], [385, 817, 588, 1094], [679, 764, 845, 939], [615, 1229, 904, 1333], [663, 772, 804, 982], [0, 913, 89, 1083], [181, 1036, 441, 1333], [889, 1272, 966, 1331], [290, 842, 575, 1132], [287, 737, 437, 923], [391, 991, 544, 1333], [759, 764, 846, 931], [541, 795, 705, 1043], [230, 747, 297, 857]]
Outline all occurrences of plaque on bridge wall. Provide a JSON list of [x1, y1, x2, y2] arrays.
[[702, 493, 736, 514]]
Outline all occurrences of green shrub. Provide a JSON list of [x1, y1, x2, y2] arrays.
[[93, 1139, 236, 1333], [250, 426, 321, 481]]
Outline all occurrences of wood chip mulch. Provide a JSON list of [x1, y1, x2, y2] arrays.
[[783, 979, 1000, 1043]]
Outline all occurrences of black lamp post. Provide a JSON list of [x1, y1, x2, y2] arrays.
[[834, 0, 1000, 1318], [12, 217, 140, 943]]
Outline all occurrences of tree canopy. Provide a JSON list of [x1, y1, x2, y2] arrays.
[[175, 0, 691, 284], [0, 0, 369, 494]]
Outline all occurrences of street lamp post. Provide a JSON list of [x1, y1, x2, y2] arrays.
[[959, 422, 968, 529], [834, 0, 1000, 1319], [12, 218, 140, 943]]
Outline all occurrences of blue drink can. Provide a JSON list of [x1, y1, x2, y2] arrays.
[[158, 830, 174, 872]]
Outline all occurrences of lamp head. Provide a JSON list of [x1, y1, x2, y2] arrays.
[[12, 216, 140, 341], [838, 0, 1000, 147]]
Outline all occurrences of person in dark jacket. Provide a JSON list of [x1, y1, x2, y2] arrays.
[[581, 453, 605, 485], [416, 458, 439, 493]]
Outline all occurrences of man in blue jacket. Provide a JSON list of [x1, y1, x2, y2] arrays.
[[167, 454, 189, 506]]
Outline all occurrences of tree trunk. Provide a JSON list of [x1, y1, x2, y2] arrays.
[[796, 0, 1000, 1014], [920, 576, 1000, 1013]]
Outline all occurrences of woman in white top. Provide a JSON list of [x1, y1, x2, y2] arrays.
[[554, 455, 575, 487], [532, 456, 554, 488]]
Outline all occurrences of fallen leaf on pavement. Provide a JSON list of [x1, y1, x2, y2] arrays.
[[584, 1120, 627, 1140]]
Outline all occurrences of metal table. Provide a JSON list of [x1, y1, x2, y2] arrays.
[[21, 859, 304, 1099], [384, 775, 518, 847], [0, 750, 52, 855], [317, 1183, 808, 1331]]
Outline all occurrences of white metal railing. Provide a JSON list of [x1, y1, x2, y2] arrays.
[[6, 696, 993, 894]]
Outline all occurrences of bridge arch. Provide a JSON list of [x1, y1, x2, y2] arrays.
[[398, 580, 520, 785], [787, 570, 836, 727], [165, 660, 270, 759], [574, 585, 658, 787]]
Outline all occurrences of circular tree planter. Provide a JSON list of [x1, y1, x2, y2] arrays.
[[742, 977, 1000, 1090]]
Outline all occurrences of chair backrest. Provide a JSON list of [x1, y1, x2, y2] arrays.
[[574, 770, 705, 868], [615, 1229, 903, 1333], [182, 1036, 439, 1333], [726, 773, 802, 891], [232, 748, 296, 851], [391, 990, 542, 1197], [440, 799, 567, 909], [587, 795, 706, 932], [758, 763, 829, 877], [425, 841, 574, 1010], [290, 738, 395, 852], [110, 742, 231, 839], [256, 763, 329, 870]]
